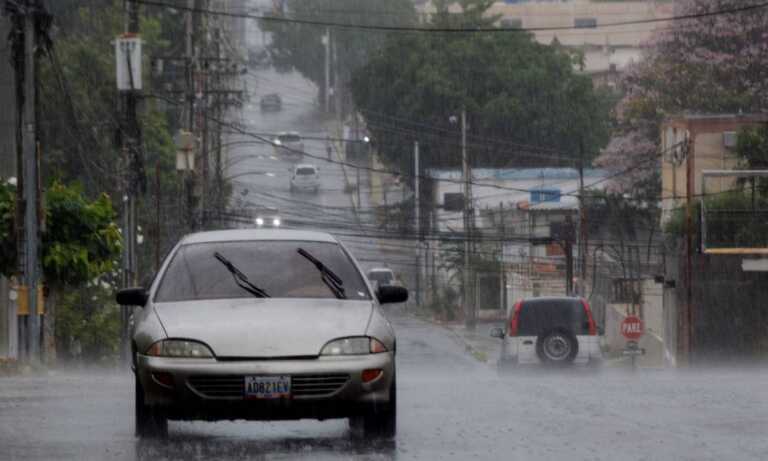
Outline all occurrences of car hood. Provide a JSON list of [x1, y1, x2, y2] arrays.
[[152, 298, 373, 358]]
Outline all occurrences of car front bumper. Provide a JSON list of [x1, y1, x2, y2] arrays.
[[136, 352, 394, 421]]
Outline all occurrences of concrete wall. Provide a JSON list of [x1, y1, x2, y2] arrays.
[[602, 278, 665, 367]]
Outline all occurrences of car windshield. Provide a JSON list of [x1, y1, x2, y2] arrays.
[[368, 271, 393, 284], [296, 167, 316, 175], [517, 299, 589, 336], [155, 241, 371, 302]]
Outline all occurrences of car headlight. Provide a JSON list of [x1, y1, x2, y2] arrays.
[[255, 217, 264, 226], [320, 337, 388, 356], [273, 218, 281, 227], [146, 339, 214, 358], [274, 139, 282, 146]]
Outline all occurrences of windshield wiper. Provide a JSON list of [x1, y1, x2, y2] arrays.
[[213, 252, 270, 298], [297, 248, 347, 299]]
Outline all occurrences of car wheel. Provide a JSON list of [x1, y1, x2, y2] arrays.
[[135, 374, 168, 438], [355, 372, 397, 439], [535, 329, 578, 365]]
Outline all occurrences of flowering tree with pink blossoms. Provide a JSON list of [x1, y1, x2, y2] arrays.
[[596, 0, 768, 196]]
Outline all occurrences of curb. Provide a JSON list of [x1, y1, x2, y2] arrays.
[[413, 314, 494, 364]]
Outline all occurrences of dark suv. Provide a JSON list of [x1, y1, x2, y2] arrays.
[[491, 297, 602, 368]]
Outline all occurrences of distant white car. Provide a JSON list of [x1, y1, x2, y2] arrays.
[[274, 132, 304, 162], [367, 268, 398, 289], [290, 164, 320, 193], [491, 296, 603, 369]]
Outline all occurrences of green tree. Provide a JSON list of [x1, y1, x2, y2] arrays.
[[0, 182, 16, 277], [350, 3, 613, 173], [596, 0, 768, 195], [262, 0, 417, 109], [737, 125, 768, 170], [41, 182, 122, 362]]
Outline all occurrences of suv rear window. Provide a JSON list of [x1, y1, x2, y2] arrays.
[[517, 299, 589, 336], [296, 167, 316, 175], [279, 134, 301, 143]]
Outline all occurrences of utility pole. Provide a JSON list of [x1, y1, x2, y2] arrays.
[[578, 140, 587, 296], [355, 165, 362, 211], [565, 215, 574, 296], [414, 141, 421, 306], [684, 134, 695, 365], [461, 109, 474, 329], [16, 0, 42, 363], [500, 202, 507, 312], [323, 27, 330, 113], [332, 29, 342, 120], [119, 0, 142, 365], [182, 0, 196, 231]]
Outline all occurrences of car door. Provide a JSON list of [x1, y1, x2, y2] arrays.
[[515, 302, 539, 364]]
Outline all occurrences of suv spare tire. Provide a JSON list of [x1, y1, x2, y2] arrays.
[[536, 329, 578, 365]]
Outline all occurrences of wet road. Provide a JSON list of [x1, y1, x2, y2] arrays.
[[2, 312, 768, 461]]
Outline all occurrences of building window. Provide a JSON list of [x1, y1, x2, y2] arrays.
[[574, 17, 598, 29]]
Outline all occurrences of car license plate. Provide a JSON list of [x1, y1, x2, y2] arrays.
[[244, 376, 291, 399]]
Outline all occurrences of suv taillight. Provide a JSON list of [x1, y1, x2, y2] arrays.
[[509, 300, 523, 336], [581, 299, 597, 336]]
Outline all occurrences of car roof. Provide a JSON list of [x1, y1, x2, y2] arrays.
[[277, 131, 301, 137], [520, 296, 584, 306], [368, 268, 393, 273], [180, 229, 338, 245], [295, 164, 317, 169]]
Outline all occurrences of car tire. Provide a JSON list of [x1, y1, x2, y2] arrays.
[[135, 374, 168, 438], [535, 329, 578, 366], [353, 372, 397, 439]]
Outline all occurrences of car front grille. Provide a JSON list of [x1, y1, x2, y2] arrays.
[[187, 374, 350, 399]]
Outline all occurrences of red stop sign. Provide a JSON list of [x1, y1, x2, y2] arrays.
[[620, 316, 644, 340]]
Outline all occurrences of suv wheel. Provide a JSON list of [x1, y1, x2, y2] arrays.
[[536, 329, 578, 365], [135, 374, 168, 438]]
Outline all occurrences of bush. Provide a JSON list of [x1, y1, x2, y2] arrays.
[[425, 286, 460, 321], [55, 283, 120, 364]]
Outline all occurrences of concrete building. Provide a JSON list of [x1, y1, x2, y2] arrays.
[[416, 0, 673, 83], [428, 168, 608, 310], [660, 114, 768, 225]]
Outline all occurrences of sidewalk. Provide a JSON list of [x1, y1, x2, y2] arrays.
[[429, 319, 504, 365]]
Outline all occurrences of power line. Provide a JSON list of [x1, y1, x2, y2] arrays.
[[131, 0, 768, 33]]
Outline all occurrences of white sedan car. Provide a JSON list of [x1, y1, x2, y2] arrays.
[[274, 131, 304, 162], [117, 229, 408, 439], [290, 164, 321, 193]]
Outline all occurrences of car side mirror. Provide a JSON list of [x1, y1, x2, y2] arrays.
[[490, 327, 505, 339], [597, 326, 604, 335], [116, 287, 148, 307], [377, 285, 408, 304]]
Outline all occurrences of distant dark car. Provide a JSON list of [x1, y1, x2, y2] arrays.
[[260, 93, 282, 112], [491, 297, 602, 368]]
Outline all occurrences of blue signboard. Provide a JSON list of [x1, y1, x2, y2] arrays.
[[530, 188, 561, 203]]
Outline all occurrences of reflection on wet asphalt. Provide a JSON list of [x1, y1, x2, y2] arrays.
[[2, 313, 768, 461]]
